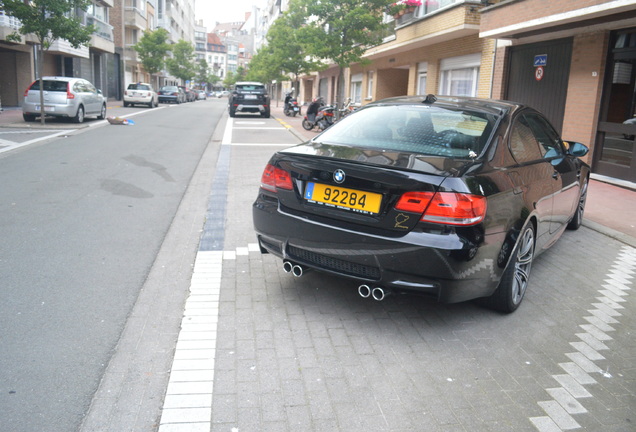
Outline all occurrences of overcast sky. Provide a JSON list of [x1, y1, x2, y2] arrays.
[[195, 0, 266, 30]]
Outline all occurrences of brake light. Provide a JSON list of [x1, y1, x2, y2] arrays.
[[260, 164, 293, 192], [420, 192, 486, 226], [66, 83, 74, 100], [395, 192, 435, 213], [24, 81, 36, 97]]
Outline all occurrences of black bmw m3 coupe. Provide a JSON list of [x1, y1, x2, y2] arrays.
[[253, 95, 590, 313]]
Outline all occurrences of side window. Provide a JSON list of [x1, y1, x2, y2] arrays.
[[524, 113, 564, 158], [84, 81, 96, 94], [73, 82, 85, 93], [508, 115, 543, 164]]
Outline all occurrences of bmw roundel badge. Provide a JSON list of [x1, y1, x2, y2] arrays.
[[333, 169, 346, 184]]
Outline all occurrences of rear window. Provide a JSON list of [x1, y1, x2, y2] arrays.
[[316, 105, 495, 158], [235, 84, 266, 92], [128, 83, 151, 90], [29, 80, 69, 92], [160, 86, 178, 91]]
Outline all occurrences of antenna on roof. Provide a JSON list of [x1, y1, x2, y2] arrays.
[[423, 94, 437, 105]]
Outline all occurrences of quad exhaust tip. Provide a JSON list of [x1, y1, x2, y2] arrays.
[[358, 285, 390, 301], [358, 284, 371, 298], [372, 287, 389, 301], [282, 260, 306, 277]]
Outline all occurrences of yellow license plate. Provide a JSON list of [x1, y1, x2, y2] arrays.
[[304, 182, 382, 214]]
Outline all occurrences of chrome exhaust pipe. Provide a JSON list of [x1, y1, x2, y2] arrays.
[[282, 260, 294, 273], [292, 264, 304, 277], [358, 285, 371, 298], [372, 287, 390, 301]]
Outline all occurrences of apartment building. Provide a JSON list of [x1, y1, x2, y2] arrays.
[[0, 0, 118, 105], [296, 0, 636, 184], [481, 0, 636, 183]]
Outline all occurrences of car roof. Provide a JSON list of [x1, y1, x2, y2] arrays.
[[367, 95, 524, 117], [41, 76, 75, 82]]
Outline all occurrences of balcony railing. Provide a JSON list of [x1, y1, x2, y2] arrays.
[[86, 15, 113, 41], [394, 0, 462, 26], [0, 11, 21, 30]]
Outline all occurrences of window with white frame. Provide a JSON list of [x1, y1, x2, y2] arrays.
[[439, 53, 481, 97], [367, 71, 374, 99], [417, 62, 428, 95], [350, 73, 363, 103]]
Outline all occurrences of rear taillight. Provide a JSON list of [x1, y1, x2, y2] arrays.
[[24, 81, 36, 97], [66, 83, 74, 99], [396, 191, 486, 226], [423, 192, 486, 226], [395, 192, 434, 213], [260, 164, 293, 192]]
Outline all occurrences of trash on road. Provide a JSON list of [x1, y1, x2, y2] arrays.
[[107, 116, 135, 125]]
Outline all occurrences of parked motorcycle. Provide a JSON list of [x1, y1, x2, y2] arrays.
[[283, 95, 301, 117], [302, 98, 335, 131]]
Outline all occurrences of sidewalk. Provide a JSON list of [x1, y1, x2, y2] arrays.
[[0, 99, 124, 128]]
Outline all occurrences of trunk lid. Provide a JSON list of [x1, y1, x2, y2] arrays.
[[271, 143, 471, 233]]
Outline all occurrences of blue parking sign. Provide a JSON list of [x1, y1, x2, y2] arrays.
[[534, 54, 548, 67]]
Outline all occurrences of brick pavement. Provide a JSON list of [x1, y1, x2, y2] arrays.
[[156, 110, 636, 432]]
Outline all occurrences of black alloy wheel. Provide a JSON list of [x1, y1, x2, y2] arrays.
[[483, 223, 535, 313], [567, 179, 588, 230]]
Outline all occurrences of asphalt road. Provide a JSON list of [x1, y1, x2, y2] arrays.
[[0, 99, 225, 432]]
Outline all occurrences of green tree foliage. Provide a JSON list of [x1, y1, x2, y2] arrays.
[[287, 0, 390, 107], [259, 13, 325, 93], [165, 40, 197, 83], [245, 45, 285, 84], [223, 71, 237, 89], [133, 27, 169, 88], [1, 0, 95, 124], [195, 59, 211, 89]]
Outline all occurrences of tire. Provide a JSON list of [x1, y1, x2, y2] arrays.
[[97, 103, 106, 120], [123, 102, 129, 107], [261, 110, 270, 118], [229, 108, 236, 118], [302, 119, 314, 130], [23, 113, 36, 122], [73, 105, 85, 123], [148, 98, 154, 108], [482, 223, 535, 313], [567, 179, 588, 230]]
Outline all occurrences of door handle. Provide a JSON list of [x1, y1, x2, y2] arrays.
[[552, 171, 559, 180]]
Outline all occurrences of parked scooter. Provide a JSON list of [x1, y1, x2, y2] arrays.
[[283, 91, 301, 117], [302, 97, 335, 131]]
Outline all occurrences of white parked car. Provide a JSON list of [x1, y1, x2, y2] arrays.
[[22, 77, 107, 123], [123, 83, 158, 108]]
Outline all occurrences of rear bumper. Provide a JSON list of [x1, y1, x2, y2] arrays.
[[253, 195, 505, 303], [22, 101, 74, 117], [235, 104, 267, 113], [124, 96, 152, 104]]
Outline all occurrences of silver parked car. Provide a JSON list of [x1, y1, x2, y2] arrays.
[[22, 76, 107, 123]]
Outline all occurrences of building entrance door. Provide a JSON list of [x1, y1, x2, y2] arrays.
[[596, 29, 636, 182]]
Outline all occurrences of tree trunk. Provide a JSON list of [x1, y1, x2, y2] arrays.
[[38, 44, 45, 125]]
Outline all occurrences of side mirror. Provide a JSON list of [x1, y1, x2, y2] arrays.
[[564, 141, 589, 157], [97, 89, 103, 95]]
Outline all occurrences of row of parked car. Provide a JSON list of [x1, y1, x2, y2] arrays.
[[21, 76, 217, 123], [133, 84, 207, 106]]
